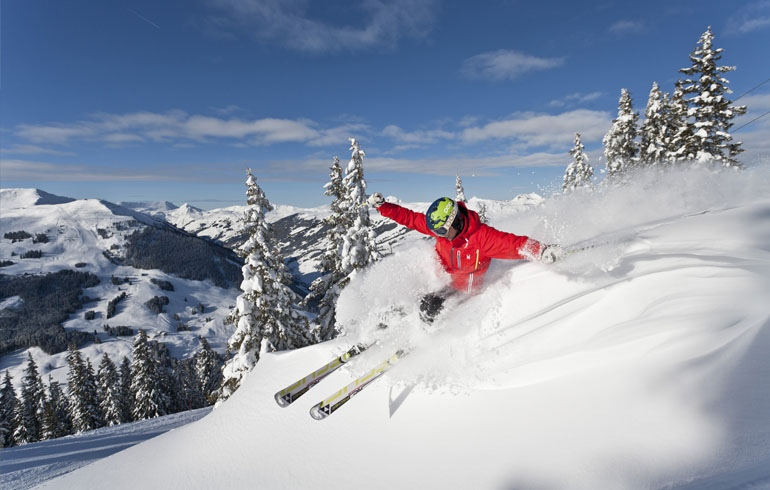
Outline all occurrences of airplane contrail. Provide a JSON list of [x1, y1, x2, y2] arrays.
[[127, 8, 161, 29]]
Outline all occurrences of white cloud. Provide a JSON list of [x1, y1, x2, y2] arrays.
[[202, 0, 438, 53], [13, 111, 366, 148], [549, 92, 604, 108], [382, 125, 455, 145], [0, 144, 76, 156], [460, 109, 611, 149], [726, 1, 770, 35], [609, 20, 646, 35], [0, 159, 165, 182], [461, 49, 565, 81]]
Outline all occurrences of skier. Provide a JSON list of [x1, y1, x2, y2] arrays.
[[367, 193, 564, 323]]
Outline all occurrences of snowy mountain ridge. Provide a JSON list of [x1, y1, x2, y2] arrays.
[[29, 166, 770, 490]]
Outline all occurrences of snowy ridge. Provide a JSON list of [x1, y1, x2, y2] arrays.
[[38, 166, 770, 490], [0, 189, 76, 209]]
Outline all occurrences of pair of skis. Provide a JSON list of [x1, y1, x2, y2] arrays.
[[274, 342, 407, 420]]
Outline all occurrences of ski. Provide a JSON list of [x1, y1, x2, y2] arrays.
[[274, 343, 373, 407], [309, 349, 408, 420]]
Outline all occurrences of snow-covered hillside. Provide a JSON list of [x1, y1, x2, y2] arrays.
[[0, 189, 240, 391], [37, 166, 770, 490]]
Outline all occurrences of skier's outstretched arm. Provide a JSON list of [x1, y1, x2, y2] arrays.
[[368, 192, 434, 236], [478, 226, 565, 263]]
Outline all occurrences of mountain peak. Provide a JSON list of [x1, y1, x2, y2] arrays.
[[0, 188, 76, 209]]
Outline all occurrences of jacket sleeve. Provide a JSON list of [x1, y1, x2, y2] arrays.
[[377, 202, 434, 236], [478, 224, 542, 260]]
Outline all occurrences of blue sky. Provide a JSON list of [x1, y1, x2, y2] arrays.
[[1, 0, 769, 209]]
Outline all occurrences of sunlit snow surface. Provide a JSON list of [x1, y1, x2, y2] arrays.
[[32, 166, 770, 489]]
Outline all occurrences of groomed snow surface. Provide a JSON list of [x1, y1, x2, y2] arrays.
[[17, 167, 770, 489]]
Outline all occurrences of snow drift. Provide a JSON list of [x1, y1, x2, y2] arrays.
[[40, 166, 770, 490]]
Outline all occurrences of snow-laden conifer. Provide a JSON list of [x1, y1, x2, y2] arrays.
[[14, 353, 47, 444], [84, 358, 105, 429], [477, 203, 489, 224], [1, 370, 20, 447], [456, 175, 467, 202], [42, 374, 72, 440], [67, 347, 93, 433], [679, 26, 747, 167], [176, 360, 205, 411], [195, 337, 221, 405], [97, 353, 123, 426], [119, 357, 132, 422], [220, 169, 312, 401], [639, 82, 669, 165], [339, 138, 381, 282], [602, 89, 639, 179], [563, 133, 594, 192], [130, 330, 168, 420], [666, 80, 698, 163], [306, 156, 347, 340]]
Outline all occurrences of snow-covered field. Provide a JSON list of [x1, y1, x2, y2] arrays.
[[0, 407, 211, 490], [26, 166, 770, 490]]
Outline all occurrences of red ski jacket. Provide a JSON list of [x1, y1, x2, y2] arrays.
[[377, 201, 542, 293]]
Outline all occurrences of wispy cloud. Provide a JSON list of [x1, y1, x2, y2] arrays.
[[608, 20, 646, 35], [548, 91, 604, 108], [0, 144, 76, 156], [201, 0, 438, 53], [726, 1, 770, 35], [14, 110, 370, 148], [461, 49, 565, 81], [459, 109, 611, 149], [0, 159, 167, 182]]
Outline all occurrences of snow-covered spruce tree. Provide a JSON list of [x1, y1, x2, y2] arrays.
[[602, 88, 639, 180], [195, 337, 222, 405], [306, 156, 347, 341], [219, 169, 313, 402], [84, 358, 105, 429], [130, 330, 168, 421], [175, 360, 204, 411], [679, 26, 747, 167], [563, 133, 594, 192], [42, 374, 72, 440], [666, 80, 698, 163], [339, 138, 381, 285], [639, 82, 669, 166], [67, 347, 93, 433], [477, 203, 489, 224], [1, 370, 20, 447], [97, 353, 123, 426], [455, 174, 467, 202], [14, 353, 47, 444], [118, 357, 133, 422]]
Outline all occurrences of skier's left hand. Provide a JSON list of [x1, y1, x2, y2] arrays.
[[539, 244, 565, 264]]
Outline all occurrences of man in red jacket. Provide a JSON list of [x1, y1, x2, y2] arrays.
[[367, 193, 564, 323]]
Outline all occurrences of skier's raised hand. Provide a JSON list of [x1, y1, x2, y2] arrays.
[[367, 192, 385, 208]]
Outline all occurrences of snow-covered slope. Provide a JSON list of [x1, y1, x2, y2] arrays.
[[0, 189, 240, 391], [39, 167, 770, 490]]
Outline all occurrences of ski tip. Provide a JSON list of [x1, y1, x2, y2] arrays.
[[309, 403, 328, 421], [274, 392, 291, 408]]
